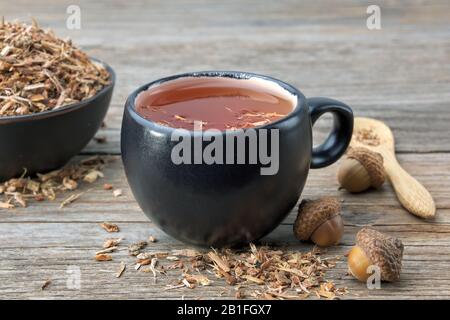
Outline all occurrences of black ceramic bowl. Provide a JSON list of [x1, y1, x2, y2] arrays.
[[121, 71, 353, 247], [0, 60, 115, 182]]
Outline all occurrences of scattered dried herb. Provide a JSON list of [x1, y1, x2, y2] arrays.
[[41, 278, 51, 290], [59, 192, 82, 209], [184, 273, 211, 287], [116, 262, 126, 278], [128, 240, 147, 256], [208, 251, 230, 272], [235, 288, 245, 299], [112, 189, 122, 197], [98, 235, 347, 300], [0, 201, 13, 209], [100, 222, 119, 233], [95, 253, 112, 261], [103, 238, 122, 248], [0, 20, 110, 117], [62, 177, 78, 190], [83, 170, 104, 183], [0, 156, 107, 209], [182, 278, 195, 289], [95, 246, 118, 255], [142, 258, 159, 283], [103, 183, 113, 190]]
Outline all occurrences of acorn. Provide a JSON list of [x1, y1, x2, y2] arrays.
[[337, 147, 385, 193], [293, 197, 344, 247], [348, 228, 404, 282]]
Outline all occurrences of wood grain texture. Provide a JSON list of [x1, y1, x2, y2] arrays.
[[0, 0, 450, 299], [1, 154, 449, 299]]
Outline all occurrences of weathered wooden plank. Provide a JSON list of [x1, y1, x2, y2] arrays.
[[2, 264, 450, 300], [3, 221, 450, 249], [1, 153, 448, 223], [1, 222, 450, 299]]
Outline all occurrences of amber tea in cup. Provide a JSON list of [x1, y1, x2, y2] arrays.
[[135, 77, 296, 130]]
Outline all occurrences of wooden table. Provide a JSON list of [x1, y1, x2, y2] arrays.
[[1, 0, 449, 299]]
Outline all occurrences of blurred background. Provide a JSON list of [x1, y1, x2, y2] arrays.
[[2, 0, 449, 154]]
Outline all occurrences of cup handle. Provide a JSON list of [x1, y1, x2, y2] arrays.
[[307, 97, 354, 169]]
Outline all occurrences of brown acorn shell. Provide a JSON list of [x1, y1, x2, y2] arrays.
[[294, 197, 341, 240], [356, 228, 404, 282], [346, 147, 385, 188]]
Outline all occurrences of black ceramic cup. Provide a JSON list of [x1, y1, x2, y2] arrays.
[[121, 71, 353, 247], [0, 61, 115, 182]]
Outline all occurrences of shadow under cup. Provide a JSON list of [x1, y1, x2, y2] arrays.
[[121, 71, 353, 247]]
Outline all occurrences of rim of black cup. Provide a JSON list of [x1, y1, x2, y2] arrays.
[[125, 70, 307, 134]]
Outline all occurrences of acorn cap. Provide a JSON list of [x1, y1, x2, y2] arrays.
[[356, 228, 404, 282], [294, 197, 341, 240], [346, 147, 385, 188]]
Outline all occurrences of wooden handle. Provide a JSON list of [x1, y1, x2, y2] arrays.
[[382, 151, 436, 218]]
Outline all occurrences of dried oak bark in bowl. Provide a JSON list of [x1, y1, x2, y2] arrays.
[[0, 19, 115, 181]]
